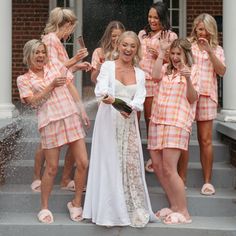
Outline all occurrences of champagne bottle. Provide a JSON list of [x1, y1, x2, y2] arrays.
[[103, 95, 132, 114]]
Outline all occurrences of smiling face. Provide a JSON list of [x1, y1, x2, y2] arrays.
[[111, 28, 123, 49], [169, 46, 185, 70], [195, 21, 210, 41], [148, 7, 162, 32], [118, 36, 138, 63], [30, 44, 47, 71]]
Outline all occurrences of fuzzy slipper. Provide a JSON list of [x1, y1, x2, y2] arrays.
[[61, 180, 76, 192], [155, 208, 173, 221], [201, 183, 215, 196], [67, 202, 83, 222], [163, 212, 192, 225], [37, 209, 54, 224], [145, 159, 154, 173], [31, 179, 41, 192]]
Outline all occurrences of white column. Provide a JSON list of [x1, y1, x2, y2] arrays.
[[218, 0, 236, 121], [74, 0, 83, 96], [0, 0, 17, 119]]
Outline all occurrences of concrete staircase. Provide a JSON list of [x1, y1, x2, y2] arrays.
[[1, 109, 236, 236]]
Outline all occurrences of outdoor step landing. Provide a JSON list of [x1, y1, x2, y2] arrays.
[[0, 212, 235, 236], [1, 185, 236, 217], [5, 160, 236, 188]]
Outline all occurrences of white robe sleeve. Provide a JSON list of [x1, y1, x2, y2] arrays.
[[129, 68, 146, 111], [94, 61, 113, 99]]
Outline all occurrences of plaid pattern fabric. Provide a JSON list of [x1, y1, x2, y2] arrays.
[[145, 79, 159, 97], [138, 30, 177, 97], [40, 113, 85, 149], [42, 32, 69, 69], [195, 95, 217, 121], [91, 48, 101, 70], [148, 123, 189, 151], [150, 64, 200, 133], [191, 42, 225, 103], [17, 64, 78, 130]]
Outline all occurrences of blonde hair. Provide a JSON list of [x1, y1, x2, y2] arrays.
[[167, 38, 194, 74], [23, 39, 47, 67], [99, 21, 125, 60], [43, 7, 77, 34], [114, 31, 142, 67], [189, 13, 218, 48]]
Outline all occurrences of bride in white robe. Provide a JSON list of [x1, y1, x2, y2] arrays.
[[83, 31, 158, 227]]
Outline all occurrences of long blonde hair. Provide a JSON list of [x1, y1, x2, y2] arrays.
[[99, 21, 125, 60], [114, 31, 142, 67], [189, 13, 218, 48], [43, 7, 77, 34]]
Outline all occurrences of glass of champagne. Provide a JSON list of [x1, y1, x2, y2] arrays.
[[77, 35, 86, 49]]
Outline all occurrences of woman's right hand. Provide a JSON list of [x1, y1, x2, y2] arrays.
[[159, 31, 172, 52], [74, 48, 89, 62], [102, 94, 115, 104], [51, 77, 67, 88]]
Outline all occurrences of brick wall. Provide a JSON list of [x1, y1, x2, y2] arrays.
[[187, 0, 223, 44], [12, 0, 49, 101]]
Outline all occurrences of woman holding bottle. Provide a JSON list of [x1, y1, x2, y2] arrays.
[[83, 31, 157, 227]]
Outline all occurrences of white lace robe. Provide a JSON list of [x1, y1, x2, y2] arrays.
[[83, 61, 158, 227]]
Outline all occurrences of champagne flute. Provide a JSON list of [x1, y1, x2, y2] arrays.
[[77, 35, 86, 49]]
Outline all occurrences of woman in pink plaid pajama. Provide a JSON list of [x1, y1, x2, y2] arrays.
[[30, 7, 92, 193], [17, 40, 88, 224], [178, 14, 226, 195], [138, 2, 177, 173], [90, 21, 125, 83], [148, 35, 200, 224]]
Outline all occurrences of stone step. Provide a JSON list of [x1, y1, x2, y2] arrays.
[[5, 160, 236, 188], [0, 212, 236, 236], [0, 185, 236, 217], [15, 138, 230, 163], [0, 212, 235, 236]]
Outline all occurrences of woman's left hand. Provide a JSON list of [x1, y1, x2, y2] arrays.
[[198, 37, 212, 53], [81, 111, 91, 128], [120, 111, 130, 119], [76, 62, 92, 72], [180, 66, 191, 80]]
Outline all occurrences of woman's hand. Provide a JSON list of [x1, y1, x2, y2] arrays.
[[180, 66, 191, 80], [198, 37, 212, 53], [81, 110, 91, 128], [75, 62, 92, 72], [102, 94, 115, 104], [147, 46, 159, 60], [159, 31, 172, 52], [74, 48, 89, 62], [51, 76, 67, 88], [120, 111, 130, 119]]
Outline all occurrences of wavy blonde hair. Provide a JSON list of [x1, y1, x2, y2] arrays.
[[189, 13, 219, 48], [43, 7, 77, 34], [114, 31, 142, 67], [99, 21, 125, 60], [23, 39, 47, 67]]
